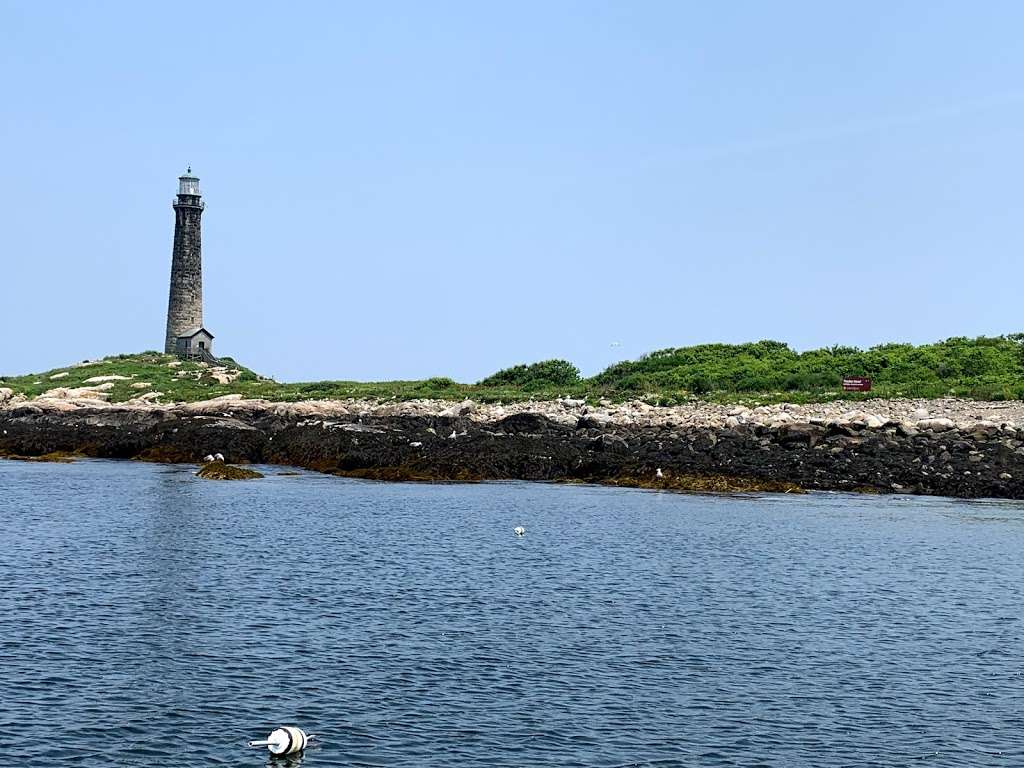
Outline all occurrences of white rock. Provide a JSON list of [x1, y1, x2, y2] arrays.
[[49, 372, 69, 380], [37, 383, 116, 401], [209, 369, 241, 385], [838, 410, 869, 425], [128, 391, 163, 403], [83, 375, 132, 383]]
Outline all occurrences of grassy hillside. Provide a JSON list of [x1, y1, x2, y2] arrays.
[[3, 335, 1024, 405]]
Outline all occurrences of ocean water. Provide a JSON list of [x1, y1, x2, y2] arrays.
[[2, 458, 1023, 767]]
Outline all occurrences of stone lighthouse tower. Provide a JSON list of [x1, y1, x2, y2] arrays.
[[164, 168, 214, 356]]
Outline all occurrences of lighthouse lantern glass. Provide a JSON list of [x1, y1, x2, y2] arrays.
[[179, 177, 199, 196]]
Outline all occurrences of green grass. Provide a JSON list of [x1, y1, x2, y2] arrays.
[[3, 334, 1024, 405]]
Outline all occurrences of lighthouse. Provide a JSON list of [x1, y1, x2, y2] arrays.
[[164, 168, 214, 358]]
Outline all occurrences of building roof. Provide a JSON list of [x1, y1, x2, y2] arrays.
[[177, 326, 214, 339]]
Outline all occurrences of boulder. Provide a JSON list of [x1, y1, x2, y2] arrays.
[[776, 422, 827, 446], [916, 417, 956, 432], [441, 399, 476, 418], [966, 420, 1000, 439], [838, 410, 870, 426], [577, 414, 612, 429], [496, 412, 555, 434]]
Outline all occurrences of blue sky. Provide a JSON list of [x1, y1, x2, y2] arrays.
[[2, 2, 1022, 382]]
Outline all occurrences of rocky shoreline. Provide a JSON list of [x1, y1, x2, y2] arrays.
[[2, 390, 1024, 498]]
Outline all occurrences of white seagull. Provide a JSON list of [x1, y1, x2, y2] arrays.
[[214, 452, 225, 461]]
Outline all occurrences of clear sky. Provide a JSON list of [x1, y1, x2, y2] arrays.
[[2, 2, 1022, 382]]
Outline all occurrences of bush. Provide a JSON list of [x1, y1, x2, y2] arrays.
[[478, 359, 581, 390], [424, 377, 457, 389]]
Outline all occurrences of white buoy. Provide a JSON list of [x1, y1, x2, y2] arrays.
[[214, 452, 225, 461], [513, 526, 526, 536], [248, 726, 312, 756]]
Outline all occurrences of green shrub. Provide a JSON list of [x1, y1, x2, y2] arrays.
[[424, 377, 457, 388], [478, 359, 581, 390]]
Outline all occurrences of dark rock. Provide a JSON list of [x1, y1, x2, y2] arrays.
[[495, 412, 560, 435], [3, 404, 1024, 499], [196, 461, 263, 480]]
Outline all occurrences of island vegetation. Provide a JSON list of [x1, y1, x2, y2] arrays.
[[3, 334, 1024, 406]]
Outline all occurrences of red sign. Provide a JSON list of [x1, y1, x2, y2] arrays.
[[842, 377, 872, 392]]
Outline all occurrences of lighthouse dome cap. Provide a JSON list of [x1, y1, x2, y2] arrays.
[[180, 166, 198, 179]]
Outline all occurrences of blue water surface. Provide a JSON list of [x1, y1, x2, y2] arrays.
[[2, 459, 1023, 767]]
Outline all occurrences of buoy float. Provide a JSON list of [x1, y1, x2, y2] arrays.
[[513, 526, 526, 536], [248, 726, 312, 756]]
